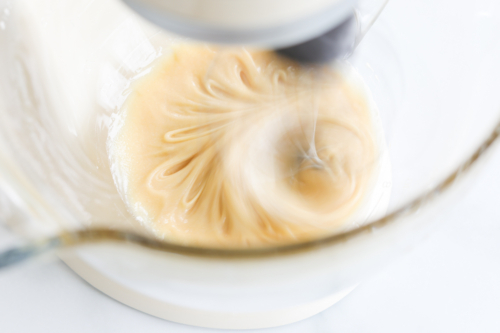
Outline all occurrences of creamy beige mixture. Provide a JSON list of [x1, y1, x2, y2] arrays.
[[110, 45, 378, 247]]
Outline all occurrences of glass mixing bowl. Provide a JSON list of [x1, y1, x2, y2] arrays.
[[0, 0, 499, 329]]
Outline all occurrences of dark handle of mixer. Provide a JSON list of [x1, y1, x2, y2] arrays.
[[277, 14, 357, 63]]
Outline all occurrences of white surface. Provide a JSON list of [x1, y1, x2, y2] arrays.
[[1, 0, 500, 331], [1, 141, 500, 333]]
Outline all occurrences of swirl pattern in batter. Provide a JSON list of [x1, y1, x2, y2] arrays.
[[110, 45, 379, 247]]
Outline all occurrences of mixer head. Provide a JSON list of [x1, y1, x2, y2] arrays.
[[121, 0, 359, 63]]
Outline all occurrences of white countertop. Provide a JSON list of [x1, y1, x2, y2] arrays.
[[1, 140, 500, 333]]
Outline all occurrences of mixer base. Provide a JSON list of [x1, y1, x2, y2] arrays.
[[60, 250, 356, 330]]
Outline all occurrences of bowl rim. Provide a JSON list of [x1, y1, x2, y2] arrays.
[[52, 117, 500, 258]]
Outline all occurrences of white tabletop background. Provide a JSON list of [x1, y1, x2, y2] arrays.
[[1, 1, 500, 332]]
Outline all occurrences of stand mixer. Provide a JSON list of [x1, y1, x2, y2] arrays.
[[0, 0, 392, 329], [3, 0, 500, 331], [122, 0, 388, 62]]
